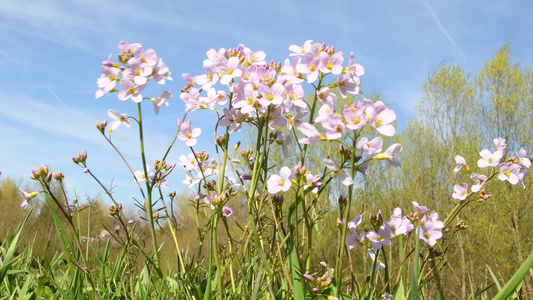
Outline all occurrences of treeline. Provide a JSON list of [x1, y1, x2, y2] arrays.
[[361, 42, 533, 298]]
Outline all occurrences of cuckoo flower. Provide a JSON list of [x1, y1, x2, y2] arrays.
[[494, 137, 507, 152], [452, 183, 468, 201], [357, 137, 383, 155], [419, 216, 443, 247], [515, 148, 531, 168], [117, 79, 145, 103], [470, 173, 488, 192], [498, 163, 521, 184], [20, 188, 38, 209], [152, 90, 171, 115], [413, 201, 429, 213], [477, 149, 503, 168], [374, 108, 396, 136], [454, 155, 468, 172], [178, 121, 201, 147], [366, 226, 392, 250], [107, 110, 131, 131], [267, 166, 292, 194], [374, 143, 402, 168], [323, 159, 354, 186], [298, 123, 325, 145], [222, 206, 233, 217]]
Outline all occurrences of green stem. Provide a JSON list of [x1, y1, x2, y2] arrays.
[[137, 102, 160, 269], [335, 137, 357, 297]]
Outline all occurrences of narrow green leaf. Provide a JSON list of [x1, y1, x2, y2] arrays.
[[493, 250, 533, 300]]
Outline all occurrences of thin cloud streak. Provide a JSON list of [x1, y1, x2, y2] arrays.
[[419, 0, 465, 59]]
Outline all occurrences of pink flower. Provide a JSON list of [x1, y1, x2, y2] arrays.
[[222, 206, 233, 217], [419, 218, 443, 247], [107, 110, 131, 131], [515, 148, 531, 168], [219, 56, 242, 85], [298, 123, 325, 145], [374, 143, 402, 168], [319, 51, 344, 74], [357, 137, 383, 155], [242, 47, 266, 66], [218, 108, 246, 133], [477, 149, 503, 168], [323, 159, 354, 186], [180, 87, 203, 113], [258, 82, 285, 107], [470, 173, 488, 192], [321, 114, 346, 140], [366, 226, 392, 250], [288, 40, 315, 56], [267, 166, 292, 194], [182, 171, 201, 188], [123, 62, 152, 85], [494, 137, 507, 152], [283, 83, 306, 108], [452, 183, 468, 201], [343, 104, 367, 130], [413, 201, 428, 213], [152, 90, 171, 115], [178, 121, 201, 147], [346, 214, 365, 250], [390, 208, 414, 236], [316, 87, 337, 107], [134, 164, 150, 182], [454, 155, 468, 172], [298, 53, 321, 83], [20, 188, 38, 209], [498, 163, 521, 184], [152, 58, 173, 84], [117, 79, 145, 103], [374, 108, 396, 136]]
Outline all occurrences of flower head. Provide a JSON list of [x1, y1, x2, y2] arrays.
[[374, 143, 402, 168], [107, 110, 131, 132], [267, 166, 292, 194], [452, 183, 468, 201], [454, 155, 469, 172], [178, 121, 201, 147], [20, 188, 38, 209], [477, 149, 503, 168], [222, 206, 233, 217]]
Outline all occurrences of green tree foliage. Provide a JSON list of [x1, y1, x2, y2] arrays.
[[394, 43, 533, 298], [0, 178, 26, 235]]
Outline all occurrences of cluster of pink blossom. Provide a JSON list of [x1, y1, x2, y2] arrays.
[[177, 149, 238, 212], [346, 201, 445, 250], [453, 137, 530, 201], [133, 159, 173, 188], [95, 42, 173, 114], [176, 41, 406, 216]]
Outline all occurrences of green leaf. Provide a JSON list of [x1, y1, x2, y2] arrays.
[[493, 250, 533, 300]]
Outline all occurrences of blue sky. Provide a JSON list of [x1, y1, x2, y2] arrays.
[[1, 0, 532, 206]]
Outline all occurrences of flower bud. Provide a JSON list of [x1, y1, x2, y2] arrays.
[[53, 172, 64, 182], [239, 173, 251, 180], [96, 120, 107, 134]]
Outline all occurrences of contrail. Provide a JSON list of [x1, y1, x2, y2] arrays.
[[419, 0, 465, 58], [46, 86, 66, 105]]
